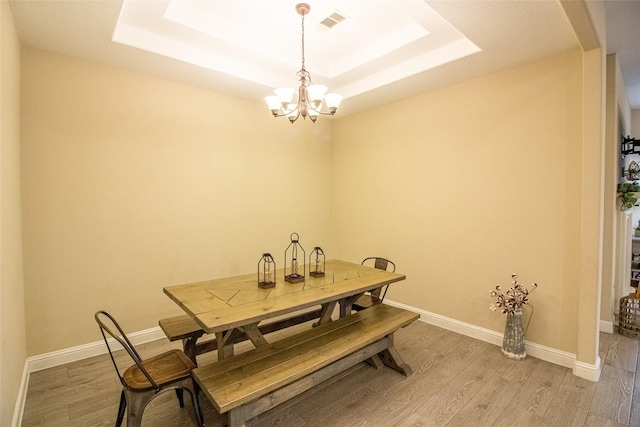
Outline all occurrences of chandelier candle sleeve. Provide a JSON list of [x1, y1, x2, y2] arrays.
[[265, 3, 343, 123]]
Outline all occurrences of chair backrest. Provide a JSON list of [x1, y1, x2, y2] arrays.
[[361, 257, 396, 302], [95, 310, 159, 391], [361, 257, 396, 273]]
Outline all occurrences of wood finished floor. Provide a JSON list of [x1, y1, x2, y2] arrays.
[[21, 320, 640, 427]]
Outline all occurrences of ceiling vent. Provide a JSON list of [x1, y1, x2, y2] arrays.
[[319, 11, 346, 29]]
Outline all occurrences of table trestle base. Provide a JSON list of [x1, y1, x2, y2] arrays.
[[160, 309, 324, 365]]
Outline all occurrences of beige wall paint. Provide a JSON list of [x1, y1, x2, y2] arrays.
[[332, 50, 584, 353], [1, 1, 26, 425], [21, 48, 333, 355]]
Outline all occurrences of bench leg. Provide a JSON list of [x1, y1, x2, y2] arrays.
[[228, 407, 248, 427], [378, 334, 413, 376], [365, 354, 384, 370]]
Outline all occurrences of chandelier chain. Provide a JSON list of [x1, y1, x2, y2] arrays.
[[300, 13, 305, 71]]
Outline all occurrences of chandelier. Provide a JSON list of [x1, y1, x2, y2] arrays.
[[265, 3, 343, 123]]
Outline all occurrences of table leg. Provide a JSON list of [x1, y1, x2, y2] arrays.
[[215, 330, 235, 360], [338, 293, 363, 317], [239, 323, 269, 348], [181, 336, 199, 366], [314, 301, 337, 326]]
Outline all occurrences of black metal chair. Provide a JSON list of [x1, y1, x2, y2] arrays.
[[95, 311, 204, 427], [352, 257, 396, 311]]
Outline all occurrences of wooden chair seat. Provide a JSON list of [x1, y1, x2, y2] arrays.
[[352, 293, 383, 311], [123, 349, 194, 391], [352, 257, 396, 312]]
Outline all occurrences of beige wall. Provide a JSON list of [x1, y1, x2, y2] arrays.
[[332, 50, 584, 353], [17, 7, 606, 373], [20, 48, 334, 355], [1, 1, 26, 425]]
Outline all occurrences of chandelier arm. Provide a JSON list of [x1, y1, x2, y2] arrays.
[[310, 110, 338, 116], [288, 110, 301, 123], [268, 110, 301, 123]]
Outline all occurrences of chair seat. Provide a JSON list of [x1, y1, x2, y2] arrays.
[[123, 349, 195, 391], [357, 258, 395, 310], [353, 294, 383, 310]]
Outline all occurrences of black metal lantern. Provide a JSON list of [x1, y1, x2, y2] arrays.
[[258, 253, 276, 289], [284, 232, 305, 283], [309, 247, 325, 277]]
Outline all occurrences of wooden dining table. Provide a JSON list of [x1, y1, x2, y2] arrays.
[[163, 259, 406, 359]]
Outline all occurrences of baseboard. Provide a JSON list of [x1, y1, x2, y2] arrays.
[[600, 319, 615, 334], [383, 299, 599, 381], [10, 361, 30, 427], [574, 356, 602, 382], [27, 325, 165, 372]]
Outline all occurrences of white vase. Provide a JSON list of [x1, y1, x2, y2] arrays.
[[502, 307, 526, 360]]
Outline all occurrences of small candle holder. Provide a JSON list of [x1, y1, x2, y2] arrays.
[[284, 232, 305, 283], [309, 247, 325, 277], [258, 253, 276, 289]]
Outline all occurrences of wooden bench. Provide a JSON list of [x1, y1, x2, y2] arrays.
[[193, 304, 419, 427], [159, 308, 324, 365]]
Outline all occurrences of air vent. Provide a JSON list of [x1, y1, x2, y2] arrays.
[[319, 11, 346, 29]]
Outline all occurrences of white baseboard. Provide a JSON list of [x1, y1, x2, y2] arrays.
[[574, 356, 602, 382], [383, 299, 601, 382], [27, 325, 165, 372], [600, 319, 615, 334], [10, 362, 30, 427]]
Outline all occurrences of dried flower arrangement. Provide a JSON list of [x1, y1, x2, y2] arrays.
[[489, 274, 537, 314]]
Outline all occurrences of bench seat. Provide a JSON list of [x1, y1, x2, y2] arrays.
[[159, 314, 205, 341], [193, 304, 419, 426]]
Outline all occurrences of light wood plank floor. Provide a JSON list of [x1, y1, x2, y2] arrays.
[[21, 320, 640, 426]]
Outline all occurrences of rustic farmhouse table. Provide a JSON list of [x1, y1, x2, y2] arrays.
[[163, 259, 406, 359]]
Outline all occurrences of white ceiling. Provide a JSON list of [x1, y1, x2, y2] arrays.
[[8, 0, 640, 117]]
